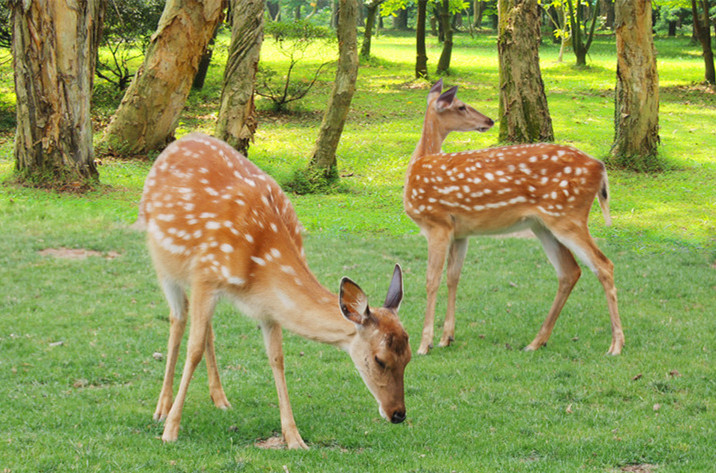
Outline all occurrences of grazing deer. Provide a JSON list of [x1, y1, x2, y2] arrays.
[[137, 133, 411, 448], [404, 80, 623, 356]]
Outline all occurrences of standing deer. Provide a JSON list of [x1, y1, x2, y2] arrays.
[[137, 133, 411, 448], [405, 80, 623, 356]]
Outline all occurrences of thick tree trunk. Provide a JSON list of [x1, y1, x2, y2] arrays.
[[691, 0, 715, 84], [102, 0, 224, 155], [416, 0, 428, 78], [308, 0, 359, 175], [610, 0, 660, 169], [497, 0, 554, 143], [436, 0, 453, 74], [216, 0, 264, 156], [11, 0, 104, 185]]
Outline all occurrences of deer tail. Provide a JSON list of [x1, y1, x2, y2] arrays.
[[597, 164, 612, 227]]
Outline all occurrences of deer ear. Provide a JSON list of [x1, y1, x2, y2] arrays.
[[435, 86, 458, 112], [340, 277, 371, 326], [427, 79, 444, 105], [383, 264, 403, 311]]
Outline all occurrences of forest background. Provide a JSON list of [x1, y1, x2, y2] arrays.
[[0, 1, 715, 472]]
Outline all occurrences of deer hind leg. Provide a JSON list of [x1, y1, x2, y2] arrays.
[[260, 320, 307, 449], [525, 226, 582, 352], [419, 227, 452, 355], [205, 323, 231, 410], [154, 277, 188, 421], [162, 281, 217, 442], [439, 238, 469, 348], [555, 226, 623, 355]]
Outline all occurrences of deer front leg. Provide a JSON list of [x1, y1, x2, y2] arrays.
[[205, 324, 231, 410], [162, 283, 216, 442], [419, 228, 452, 355], [154, 280, 188, 421], [260, 320, 308, 450], [440, 238, 469, 347]]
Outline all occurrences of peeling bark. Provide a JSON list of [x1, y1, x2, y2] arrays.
[[308, 0, 358, 175], [102, 0, 224, 155], [497, 0, 554, 143], [216, 0, 264, 155], [610, 0, 660, 167], [11, 0, 104, 184]]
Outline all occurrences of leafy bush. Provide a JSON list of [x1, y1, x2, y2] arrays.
[[255, 20, 335, 112]]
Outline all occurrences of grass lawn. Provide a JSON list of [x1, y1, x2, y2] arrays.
[[0, 30, 714, 473]]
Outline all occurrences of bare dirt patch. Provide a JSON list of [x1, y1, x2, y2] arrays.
[[621, 464, 658, 473], [254, 435, 286, 449], [38, 248, 121, 260]]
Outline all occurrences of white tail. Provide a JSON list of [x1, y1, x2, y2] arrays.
[[139, 133, 411, 448], [405, 80, 623, 356]]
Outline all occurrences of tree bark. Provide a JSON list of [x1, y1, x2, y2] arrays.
[[360, 1, 382, 59], [436, 0, 453, 74], [102, 0, 224, 155], [308, 0, 359, 176], [610, 0, 660, 168], [691, 0, 715, 84], [416, 0, 428, 78], [11, 0, 104, 185], [497, 0, 554, 143], [216, 0, 264, 156]]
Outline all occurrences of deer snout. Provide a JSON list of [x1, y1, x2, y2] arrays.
[[477, 117, 495, 132], [390, 410, 406, 424]]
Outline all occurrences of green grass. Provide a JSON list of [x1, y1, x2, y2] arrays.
[[1, 31, 715, 472]]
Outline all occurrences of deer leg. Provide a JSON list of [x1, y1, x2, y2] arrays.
[[439, 238, 469, 347], [419, 227, 452, 355], [154, 278, 188, 421], [162, 282, 216, 442], [525, 226, 582, 352], [205, 323, 231, 410], [260, 320, 307, 449], [555, 228, 624, 355]]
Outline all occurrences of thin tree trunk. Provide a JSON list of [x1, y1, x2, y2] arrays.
[[360, 2, 380, 59], [216, 0, 264, 156], [309, 0, 359, 176], [416, 0, 428, 78], [436, 0, 453, 73], [497, 0, 554, 143], [610, 0, 660, 169], [102, 0, 224, 155], [691, 0, 715, 84], [11, 0, 104, 185]]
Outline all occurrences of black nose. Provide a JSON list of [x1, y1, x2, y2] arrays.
[[391, 410, 406, 424]]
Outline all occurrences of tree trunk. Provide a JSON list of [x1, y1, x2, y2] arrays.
[[216, 0, 264, 156], [308, 0, 359, 176], [360, 2, 380, 59], [473, 1, 485, 28], [11, 0, 104, 186], [393, 9, 408, 30], [691, 0, 715, 84], [193, 24, 220, 91], [416, 0, 428, 78], [567, 0, 599, 66], [610, 0, 660, 169], [436, 0, 453, 73], [102, 0, 224, 155], [497, 0, 554, 143]]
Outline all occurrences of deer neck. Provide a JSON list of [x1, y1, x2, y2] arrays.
[[410, 108, 448, 164], [252, 263, 356, 351]]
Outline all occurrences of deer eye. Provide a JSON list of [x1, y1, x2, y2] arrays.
[[374, 356, 386, 369], [458, 105, 467, 112]]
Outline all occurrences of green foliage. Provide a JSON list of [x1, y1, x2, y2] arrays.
[[283, 164, 345, 195], [255, 20, 335, 111], [96, 0, 165, 90]]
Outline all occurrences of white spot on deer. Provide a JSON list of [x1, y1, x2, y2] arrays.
[[220, 244, 234, 253], [206, 221, 221, 230], [251, 256, 266, 266], [509, 196, 528, 204], [559, 180, 568, 188], [564, 166, 572, 174], [157, 214, 175, 222], [245, 234, 254, 243], [557, 149, 566, 157], [528, 156, 538, 163], [485, 172, 495, 181], [281, 265, 296, 275], [473, 204, 485, 211], [551, 191, 558, 199]]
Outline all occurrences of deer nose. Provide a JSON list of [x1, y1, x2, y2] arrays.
[[391, 410, 406, 424]]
